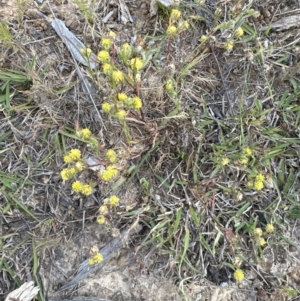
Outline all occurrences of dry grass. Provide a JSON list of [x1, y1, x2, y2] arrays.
[[1, 0, 300, 300]]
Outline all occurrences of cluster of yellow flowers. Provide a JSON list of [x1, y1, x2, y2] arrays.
[[60, 147, 94, 196], [97, 195, 120, 225], [247, 173, 265, 191], [225, 27, 244, 52], [253, 223, 275, 246], [96, 34, 144, 121], [200, 26, 244, 52], [166, 9, 189, 36], [60, 128, 120, 197], [99, 165, 118, 181], [72, 180, 93, 195]]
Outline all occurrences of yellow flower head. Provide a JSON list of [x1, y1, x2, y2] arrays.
[[109, 195, 119, 206], [60, 167, 76, 180], [244, 147, 253, 156], [99, 205, 108, 214], [247, 181, 253, 188], [63, 155, 72, 163], [69, 149, 81, 161], [255, 173, 265, 182], [102, 102, 111, 113], [97, 50, 110, 62], [254, 228, 263, 237], [115, 110, 127, 120], [97, 215, 106, 224], [121, 43, 131, 54], [100, 165, 118, 181], [170, 9, 181, 21], [79, 128, 92, 139], [258, 237, 266, 246], [130, 57, 143, 70], [101, 38, 112, 50], [182, 21, 189, 29], [166, 25, 177, 35], [81, 184, 93, 196], [221, 157, 230, 166], [75, 161, 85, 172], [103, 63, 112, 74], [235, 27, 244, 38], [225, 40, 234, 51], [166, 79, 173, 92], [80, 48, 92, 57], [254, 180, 264, 191], [239, 156, 248, 164], [108, 31, 116, 38], [234, 269, 245, 282], [200, 35, 208, 43], [106, 149, 117, 163], [88, 252, 103, 265], [118, 93, 128, 102], [265, 223, 274, 233], [133, 96, 142, 109], [72, 180, 83, 193], [111, 70, 124, 83]]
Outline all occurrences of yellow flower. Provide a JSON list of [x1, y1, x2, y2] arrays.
[[170, 9, 181, 21], [247, 181, 253, 188], [75, 161, 85, 172], [97, 50, 110, 62], [68, 167, 76, 176], [63, 155, 72, 163], [109, 195, 119, 206], [225, 40, 234, 51], [88, 252, 103, 265], [102, 102, 111, 113], [99, 205, 108, 214], [101, 165, 118, 181], [166, 80, 173, 92], [81, 184, 93, 196], [200, 35, 208, 43], [166, 25, 177, 35], [235, 27, 244, 38], [243, 147, 253, 156], [101, 38, 112, 50], [97, 215, 106, 224], [106, 149, 117, 163], [118, 93, 128, 102], [121, 43, 131, 54], [115, 110, 127, 120], [130, 57, 143, 70], [240, 156, 248, 164], [80, 48, 92, 57], [254, 180, 264, 191], [254, 228, 263, 236], [69, 149, 81, 160], [258, 237, 266, 246], [255, 173, 265, 182], [133, 96, 142, 109], [80, 128, 92, 139], [233, 269, 245, 282], [72, 180, 83, 193], [221, 157, 230, 166], [108, 31, 116, 38], [182, 21, 189, 29], [102, 63, 112, 74], [265, 224, 274, 233], [60, 168, 70, 180], [111, 70, 124, 83]]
